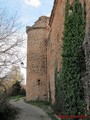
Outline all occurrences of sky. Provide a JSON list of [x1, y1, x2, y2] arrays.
[[0, 0, 54, 28], [0, 0, 54, 84]]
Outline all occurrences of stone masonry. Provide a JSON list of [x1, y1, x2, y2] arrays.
[[83, 15, 90, 111], [26, 0, 90, 104], [48, 0, 90, 104], [26, 16, 50, 101]]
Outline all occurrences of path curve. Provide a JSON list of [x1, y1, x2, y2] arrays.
[[10, 99, 51, 120]]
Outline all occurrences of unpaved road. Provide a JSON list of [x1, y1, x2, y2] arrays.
[[10, 99, 51, 120]]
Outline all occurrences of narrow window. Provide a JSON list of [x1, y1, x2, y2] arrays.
[[37, 79, 40, 85]]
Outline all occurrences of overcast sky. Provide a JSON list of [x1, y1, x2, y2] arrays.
[[0, 0, 54, 27]]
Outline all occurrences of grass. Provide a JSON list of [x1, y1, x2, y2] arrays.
[[25, 100, 50, 107], [48, 113, 59, 120], [25, 99, 58, 120], [10, 95, 25, 101]]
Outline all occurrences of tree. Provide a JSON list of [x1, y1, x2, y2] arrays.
[[0, 8, 25, 120], [8, 65, 22, 81], [56, 0, 86, 118], [0, 8, 25, 84]]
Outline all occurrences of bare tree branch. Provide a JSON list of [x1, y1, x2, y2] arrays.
[[0, 8, 25, 81]]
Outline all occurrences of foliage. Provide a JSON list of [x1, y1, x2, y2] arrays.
[[0, 93, 19, 120], [48, 113, 58, 120], [10, 95, 25, 101], [19, 87, 26, 96], [9, 80, 26, 96], [8, 65, 22, 82], [0, 7, 24, 120], [53, 66, 64, 115], [25, 100, 50, 108], [55, 0, 86, 119], [25, 100, 58, 120]]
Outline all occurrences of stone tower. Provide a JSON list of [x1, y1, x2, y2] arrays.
[[26, 16, 50, 101]]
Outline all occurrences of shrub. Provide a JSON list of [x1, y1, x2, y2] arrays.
[[0, 93, 19, 120], [8, 80, 26, 96], [19, 87, 26, 96]]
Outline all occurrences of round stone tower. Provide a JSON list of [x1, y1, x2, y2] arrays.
[[26, 16, 50, 101]]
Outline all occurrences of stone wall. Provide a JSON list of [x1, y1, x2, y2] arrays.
[[48, 0, 66, 104], [26, 16, 50, 101], [48, 0, 90, 103], [83, 15, 90, 112], [26, 0, 90, 103]]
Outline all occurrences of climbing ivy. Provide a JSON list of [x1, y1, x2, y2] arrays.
[[55, 0, 87, 119]]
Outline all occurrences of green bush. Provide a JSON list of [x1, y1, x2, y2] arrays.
[[0, 93, 19, 120], [9, 80, 26, 96], [19, 87, 26, 96], [53, 67, 64, 115]]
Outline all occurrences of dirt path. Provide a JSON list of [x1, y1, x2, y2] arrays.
[[10, 99, 51, 120]]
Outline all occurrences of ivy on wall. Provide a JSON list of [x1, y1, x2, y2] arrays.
[[55, 0, 87, 118]]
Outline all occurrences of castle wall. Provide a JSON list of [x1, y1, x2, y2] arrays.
[[26, 0, 90, 103], [26, 17, 50, 101], [48, 0, 90, 103], [48, 0, 66, 104]]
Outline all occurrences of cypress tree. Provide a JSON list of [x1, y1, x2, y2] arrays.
[[58, 0, 86, 119]]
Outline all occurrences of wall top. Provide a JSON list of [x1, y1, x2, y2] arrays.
[[26, 16, 50, 33]]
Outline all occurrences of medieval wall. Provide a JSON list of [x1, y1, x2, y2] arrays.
[[48, 0, 90, 103], [26, 0, 90, 103], [83, 19, 90, 112], [26, 16, 50, 101]]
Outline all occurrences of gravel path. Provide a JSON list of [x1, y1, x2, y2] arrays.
[[10, 99, 51, 120]]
